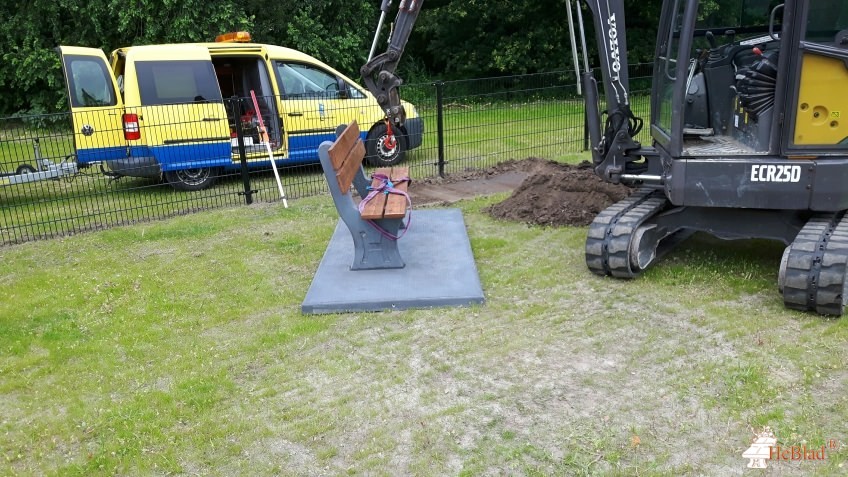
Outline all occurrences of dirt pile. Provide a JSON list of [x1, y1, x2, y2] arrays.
[[405, 157, 632, 226], [484, 158, 632, 226]]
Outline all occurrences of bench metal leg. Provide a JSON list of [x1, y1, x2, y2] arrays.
[[349, 218, 405, 270]]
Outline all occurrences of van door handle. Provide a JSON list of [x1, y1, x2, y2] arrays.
[[202, 117, 223, 122], [287, 112, 303, 117]]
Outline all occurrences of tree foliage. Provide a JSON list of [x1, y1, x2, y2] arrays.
[[409, 0, 571, 77], [0, 0, 663, 116], [248, 0, 377, 74], [406, 0, 659, 79], [0, 0, 252, 115]]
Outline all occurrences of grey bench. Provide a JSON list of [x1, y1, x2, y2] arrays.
[[318, 121, 410, 270]]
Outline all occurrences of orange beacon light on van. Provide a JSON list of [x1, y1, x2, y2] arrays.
[[215, 32, 252, 43]]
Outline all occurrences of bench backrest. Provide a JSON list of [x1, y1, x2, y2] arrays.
[[327, 121, 366, 193]]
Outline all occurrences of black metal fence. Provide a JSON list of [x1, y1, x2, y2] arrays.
[[0, 65, 653, 245]]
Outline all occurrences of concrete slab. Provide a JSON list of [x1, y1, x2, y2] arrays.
[[302, 209, 485, 314]]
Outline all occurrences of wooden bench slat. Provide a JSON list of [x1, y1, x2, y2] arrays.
[[334, 140, 366, 193], [327, 120, 358, 170], [327, 120, 364, 192], [383, 167, 409, 219], [360, 201, 387, 220], [360, 167, 410, 220], [359, 188, 387, 220]]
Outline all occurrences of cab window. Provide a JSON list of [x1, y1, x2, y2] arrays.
[[805, 3, 848, 43], [696, 0, 780, 30], [135, 60, 223, 105], [65, 55, 117, 108], [275, 62, 364, 99]]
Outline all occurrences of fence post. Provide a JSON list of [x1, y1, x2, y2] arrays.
[[583, 108, 590, 152], [435, 81, 446, 178], [230, 98, 254, 205]]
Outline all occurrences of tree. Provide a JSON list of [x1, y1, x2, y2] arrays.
[[0, 0, 251, 116], [246, 0, 378, 76], [405, 0, 660, 79], [0, 0, 666, 116]]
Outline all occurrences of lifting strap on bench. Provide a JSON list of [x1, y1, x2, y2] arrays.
[[358, 172, 413, 240]]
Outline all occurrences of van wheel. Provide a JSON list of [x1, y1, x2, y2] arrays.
[[365, 123, 407, 167], [165, 167, 218, 191]]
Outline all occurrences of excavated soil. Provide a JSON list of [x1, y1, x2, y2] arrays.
[[408, 157, 632, 226]]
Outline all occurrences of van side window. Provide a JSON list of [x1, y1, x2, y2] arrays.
[[135, 60, 223, 105], [276, 62, 344, 99], [65, 56, 117, 108]]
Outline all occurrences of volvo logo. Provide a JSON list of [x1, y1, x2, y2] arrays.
[[607, 14, 621, 82]]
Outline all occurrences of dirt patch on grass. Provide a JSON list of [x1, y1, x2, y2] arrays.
[[485, 159, 631, 226], [408, 158, 631, 226]]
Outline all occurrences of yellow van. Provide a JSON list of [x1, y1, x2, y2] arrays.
[[58, 32, 423, 190]]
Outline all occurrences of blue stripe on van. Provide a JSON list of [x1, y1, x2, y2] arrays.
[[151, 142, 232, 172], [285, 131, 368, 163], [76, 146, 129, 164]]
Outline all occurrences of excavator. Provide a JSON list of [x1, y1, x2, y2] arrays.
[[361, 0, 848, 316]]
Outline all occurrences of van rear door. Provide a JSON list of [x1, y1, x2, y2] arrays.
[[57, 46, 127, 165]]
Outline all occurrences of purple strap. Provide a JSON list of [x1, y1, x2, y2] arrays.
[[358, 173, 412, 240]]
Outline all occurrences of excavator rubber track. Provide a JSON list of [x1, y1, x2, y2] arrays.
[[781, 212, 848, 316], [585, 188, 669, 278]]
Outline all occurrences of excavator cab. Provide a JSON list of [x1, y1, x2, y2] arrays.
[[655, 0, 848, 158], [655, 0, 783, 155], [582, 0, 848, 181]]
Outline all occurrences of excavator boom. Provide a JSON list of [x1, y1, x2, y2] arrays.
[[583, 0, 632, 111], [580, 0, 645, 183], [361, 0, 424, 128]]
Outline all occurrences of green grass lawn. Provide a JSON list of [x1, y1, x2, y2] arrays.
[[1, 193, 846, 476]]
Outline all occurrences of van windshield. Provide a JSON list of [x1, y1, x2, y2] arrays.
[[135, 60, 223, 105]]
